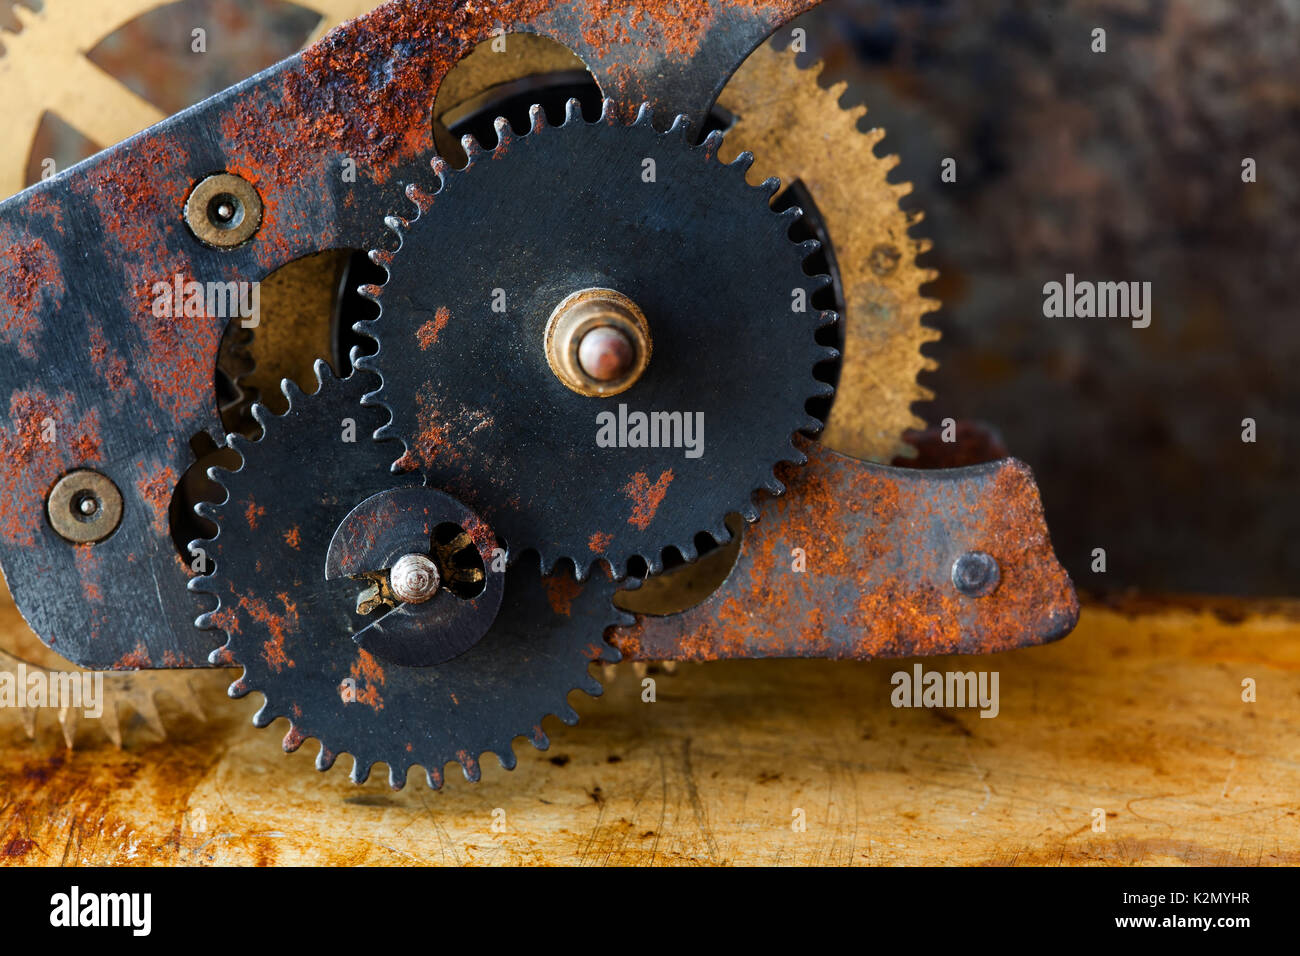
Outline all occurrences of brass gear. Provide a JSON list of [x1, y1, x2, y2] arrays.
[[717, 41, 940, 465], [0, 0, 380, 747]]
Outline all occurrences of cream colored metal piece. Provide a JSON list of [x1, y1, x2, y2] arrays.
[[184, 172, 263, 248], [717, 42, 941, 464], [46, 468, 123, 544], [544, 288, 652, 397]]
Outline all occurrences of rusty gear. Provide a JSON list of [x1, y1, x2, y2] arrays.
[[361, 99, 836, 580], [193, 362, 627, 788]]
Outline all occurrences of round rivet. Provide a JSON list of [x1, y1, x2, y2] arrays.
[[47, 469, 123, 544], [184, 172, 263, 248], [389, 553, 442, 604], [951, 550, 1000, 597]]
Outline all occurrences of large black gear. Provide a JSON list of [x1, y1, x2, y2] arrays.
[[360, 99, 836, 580], [191, 364, 627, 789]]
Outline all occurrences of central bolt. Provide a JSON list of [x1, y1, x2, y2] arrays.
[[389, 553, 441, 604], [544, 287, 651, 397]]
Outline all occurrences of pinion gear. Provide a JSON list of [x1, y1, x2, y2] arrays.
[[191, 363, 627, 789]]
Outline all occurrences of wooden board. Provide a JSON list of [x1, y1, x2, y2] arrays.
[[2, 599, 1298, 866]]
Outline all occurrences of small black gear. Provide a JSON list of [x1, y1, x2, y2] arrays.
[[360, 98, 836, 580], [191, 364, 626, 789]]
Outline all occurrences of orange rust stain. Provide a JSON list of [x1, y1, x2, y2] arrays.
[[0, 391, 102, 546], [0, 229, 64, 360], [622, 469, 673, 530], [136, 463, 178, 536], [245, 500, 266, 530], [115, 642, 151, 669], [349, 649, 386, 712], [283, 526, 301, 549], [73, 546, 103, 604], [87, 324, 135, 399], [544, 574, 582, 616], [416, 306, 450, 350], [237, 592, 299, 672], [588, 531, 613, 553]]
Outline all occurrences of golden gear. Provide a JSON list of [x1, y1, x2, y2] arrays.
[[717, 41, 940, 464], [0, 0, 380, 747]]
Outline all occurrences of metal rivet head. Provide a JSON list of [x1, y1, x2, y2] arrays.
[[47, 469, 123, 544], [184, 172, 263, 248], [951, 550, 1000, 597], [389, 553, 441, 604]]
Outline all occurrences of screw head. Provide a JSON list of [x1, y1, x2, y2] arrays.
[[951, 550, 1000, 597], [47, 469, 123, 544], [577, 325, 636, 382], [389, 553, 441, 604], [184, 172, 263, 248]]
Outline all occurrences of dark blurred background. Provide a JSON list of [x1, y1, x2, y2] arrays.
[[5, 0, 1298, 595]]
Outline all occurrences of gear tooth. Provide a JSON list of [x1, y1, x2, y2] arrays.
[[642, 551, 664, 576], [563, 97, 583, 125], [492, 115, 512, 146], [739, 501, 761, 523], [818, 309, 840, 330], [387, 763, 407, 791], [810, 273, 833, 292], [758, 175, 781, 198], [459, 753, 482, 783], [530, 725, 550, 751], [193, 500, 221, 522], [579, 673, 604, 698], [228, 672, 251, 697], [700, 128, 724, 157], [383, 214, 407, 236], [461, 133, 484, 162], [528, 103, 546, 133], [367, 248, 392, 269], [668, 113, 691, 139], [631, 101, 652, 127], [316, 745, 337, 772], [796, 239, 820, 258], [280, 377, 307, 406], [311, 358, 334, 389], [282, 725, 306, 752], [676, 540, 699, 564], [252, 702, 276, 728], [764, 474, 787, 495], [555, 702, 580, 726], [729, 149, 755, 173], [495, 746, 518, 771], [426, 765, 444, 790], [350, 757, 372, 785], [430, 154, 450, 180]]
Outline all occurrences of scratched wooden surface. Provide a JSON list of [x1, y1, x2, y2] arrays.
[[1, 597, 1298, 866]]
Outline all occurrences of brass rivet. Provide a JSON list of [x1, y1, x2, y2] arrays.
[[184, 172, 263, 248], [47, 469, 123, 544], [544, 288, 651, 397]]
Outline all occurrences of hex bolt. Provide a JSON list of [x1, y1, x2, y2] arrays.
[[951, 550, 1000, 597], [47, 469, 123, 544], [544, 287, 652, 397], [184, 172, 263, 248], [389, 553, 442, 604]]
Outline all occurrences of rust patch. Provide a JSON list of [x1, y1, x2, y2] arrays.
[[350, 649, 386, 712], [0, 390, 102, 546], [245, 500, 266, 530], [236, 593, 299, 672], [623, 469, 673, 530], [136, 462, 178, 536], [0, 228, 64, 361], [544, 573, 582, 616], [416, 306, 450, 350], [115, 642, 151, 669], [588, 531, 613, 553], [283, 526, 301, 549]]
